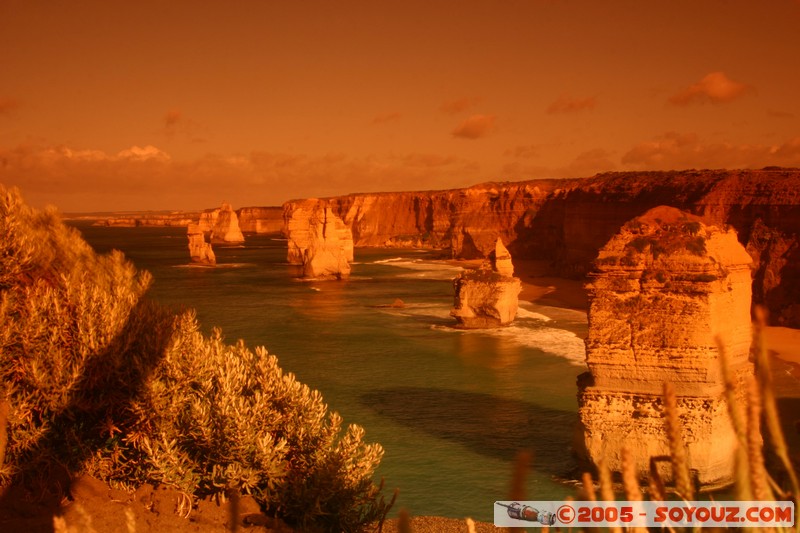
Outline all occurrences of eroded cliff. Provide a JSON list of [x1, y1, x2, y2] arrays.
[[577, 206, 754, 487], [283, 169, 800, 325]]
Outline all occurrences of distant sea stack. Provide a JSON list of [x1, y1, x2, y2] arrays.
[[187, 224, 216, 265], [210, 203, 245, 244], [576, 206, 754, 487], [285, 199, 354, 280], [451, 238, 521, 328]]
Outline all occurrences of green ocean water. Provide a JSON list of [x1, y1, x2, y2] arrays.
[[70, 222, 590, 522]]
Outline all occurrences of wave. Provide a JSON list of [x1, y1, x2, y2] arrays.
[[379, 303, 453, 320], [173, 262, 255, 269], [373, 257, 407, 264], [515, 307, 553, 322], [430, 320, 586, 366], [373, 257, 462, 272]]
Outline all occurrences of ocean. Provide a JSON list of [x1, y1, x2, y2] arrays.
[[69, 222, 589, 522]]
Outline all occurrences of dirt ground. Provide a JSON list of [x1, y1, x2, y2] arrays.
[[0, 474, 294, 533]]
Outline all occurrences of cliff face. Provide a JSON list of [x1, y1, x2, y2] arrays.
[[577, 206, 754, 487], [237, 206, 284, 234], [283, 169, 800, 326], [283, 180, 566, 258], [94, 212, 198, 227]]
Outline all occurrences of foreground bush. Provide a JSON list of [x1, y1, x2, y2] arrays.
[[0, 187, 389, 532]]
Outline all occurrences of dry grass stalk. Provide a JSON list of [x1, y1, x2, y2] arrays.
[[621, 446, 643, 502], [0, 400, 9, 469], [648, 457, 666, 502], [717, 336, 747, 441], [598, 458, 615, 502], [663, 382, 694, 500], [506, 450, 532, 533], [746, 375, 772, 501], [508, 449, 531, 501], [397, 508, 412, 533], [465, 517, 476, 533], [581, 471, 597, 501], [716, 335, 754, 501], [597, 459, 622, 533], [621, 447, 649, 533], [752, 307, 800, 502]]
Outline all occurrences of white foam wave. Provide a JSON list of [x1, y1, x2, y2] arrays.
[[173, 262, 254, 269], [374, 258, 462, 273], [381, 304, 453, 320], [515, 308, 553, 321], [490, 325, 586, 365], [431, 321, 586, 366]]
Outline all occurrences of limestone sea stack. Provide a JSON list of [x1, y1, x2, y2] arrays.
[[210, 203, 245, 244], [187, 224, 216, 265], [576, 205, 754, 488], [451, 238, 521, 328], [286, 200, 354, 280]]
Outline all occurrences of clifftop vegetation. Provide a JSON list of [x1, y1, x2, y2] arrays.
[[0, 187, 390, 532]]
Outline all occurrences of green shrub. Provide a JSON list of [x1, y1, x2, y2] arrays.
[[0, 187, 389, 532]]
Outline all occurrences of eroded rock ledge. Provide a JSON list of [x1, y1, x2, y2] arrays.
[[576, 206, 754, 487], [451, 239, 521, 328]]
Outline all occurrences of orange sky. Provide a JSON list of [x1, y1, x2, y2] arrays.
[[2, 0, 799, 211]]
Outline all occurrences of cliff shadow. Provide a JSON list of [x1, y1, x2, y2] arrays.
[[361, 386, 578, 477], [0, 300, 174, 532], [775, 397, 800, 477]]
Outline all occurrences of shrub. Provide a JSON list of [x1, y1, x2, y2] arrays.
[[0, 187, 389, 532]]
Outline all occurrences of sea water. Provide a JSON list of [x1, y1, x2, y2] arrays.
[[69, 223, 588, 521]]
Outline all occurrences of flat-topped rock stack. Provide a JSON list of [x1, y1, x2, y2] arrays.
[[187, 224, 216, 265], [451, 238, 521, 328], [285, 200, 354, 280], [577, 205, 754, 487]]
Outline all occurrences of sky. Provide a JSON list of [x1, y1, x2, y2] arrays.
[[1, 0, 799, 212]]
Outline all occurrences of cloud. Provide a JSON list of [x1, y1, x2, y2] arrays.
[[767, 109, 795, 119], [0, 142, 482, 211], [117, 145, 171, 161], [164, 109, 182, 130], [668, 72, 752, 105], [621, 131, 800, 169], [546, 95, 597, 114], [161, 109, 205, 143], [503, 145, 539, 159], [371, 112, 402, 125], [440, 97, 481, 115], [503, 148, 616, 179], [0, 97, 20, 116], [451, 114, 496, 139]]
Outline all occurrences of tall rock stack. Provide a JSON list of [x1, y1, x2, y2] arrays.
[[286, 200, 354, 280], [210, 203, 245, 244], [577, 206, 754, 487], [451, 238, 521, 328], [187, 224, 216, 265]]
